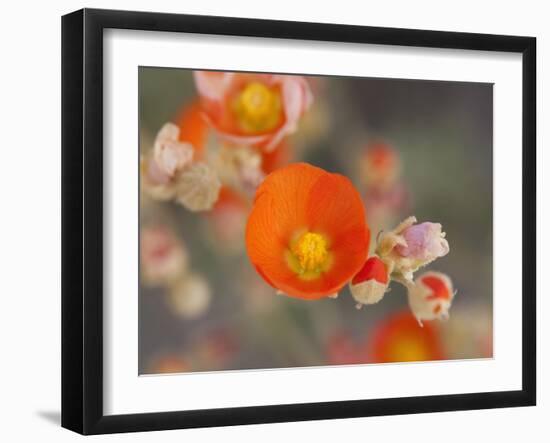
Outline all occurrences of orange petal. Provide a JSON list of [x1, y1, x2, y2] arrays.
[[246, 164, 326, 299], [175, 100, 208, 156], [305, 172, 370, 288], [245, 191, 296, 291], [254, 162, 325, 240]]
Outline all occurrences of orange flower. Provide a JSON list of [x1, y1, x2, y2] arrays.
[[194, 71, 312, 151], [245, 163, 370, 299], [366, 311, 445, 363]]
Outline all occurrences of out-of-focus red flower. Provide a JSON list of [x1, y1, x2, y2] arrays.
[[140, 225, 188, 285], [149, 355, 190, 374], [365, 311, 446, 363], [174, 100, 209, 157], [197, 329, 239, 369], [326, 331, 367, 365], [360, 141, 401, 189], [360, 141, 409, 233], [364, 182, 409, 217], [194, 71, 312, 151]]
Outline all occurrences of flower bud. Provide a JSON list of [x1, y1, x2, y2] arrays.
[[140, 226, 188, 285], [167, 273, 212, 319], [407, 271, 455, 324], [215, 145, 265, 194], [175, 162, 222, 212], [360, 141, 401, 189], [140, 156, 176, 200], [349, 256, 389, 308], [376, 216, 449, 280], [153, 123, 194, 178]]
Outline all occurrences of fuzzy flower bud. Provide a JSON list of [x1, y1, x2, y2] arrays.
[[360, 141, 401, 189], [215, 145, 265, 194], [153, 123, 194, 178], [167, 273, 212, 319], [140, 226, 188, 285], [407, 271, 455, 325], [175, 162, 222, 212], [349, 256, 389, 308], [376, 216, 449, 280]]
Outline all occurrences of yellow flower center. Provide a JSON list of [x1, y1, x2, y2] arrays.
[[233, 82, 283, 134], [286, 231, 332, 280], [387, 337, 431, 362]]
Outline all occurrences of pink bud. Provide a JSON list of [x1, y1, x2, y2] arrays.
[[140, 226, 188, 285], [375, 216, 450, 279], [395, 222, 449, 262], [153, 123, 194, 178]]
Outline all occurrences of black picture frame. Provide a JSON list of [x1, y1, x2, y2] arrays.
[[61, 8, 537, 435]]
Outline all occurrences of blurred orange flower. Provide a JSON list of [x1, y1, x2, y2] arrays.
[[246, 163, 369, 299], [360, 140, 401, 188], [366, 311, 445, 363], [194, 71, 312, 151], [149, 355, 189, 374], [174, 100, 209, 156]]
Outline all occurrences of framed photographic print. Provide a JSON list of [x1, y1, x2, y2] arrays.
[[61, 8, 536, 435]]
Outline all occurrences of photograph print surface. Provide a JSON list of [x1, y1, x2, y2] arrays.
[[139, 68, 493, 375]]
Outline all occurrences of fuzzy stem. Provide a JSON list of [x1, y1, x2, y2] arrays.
[[391, 274, 415, 291]]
